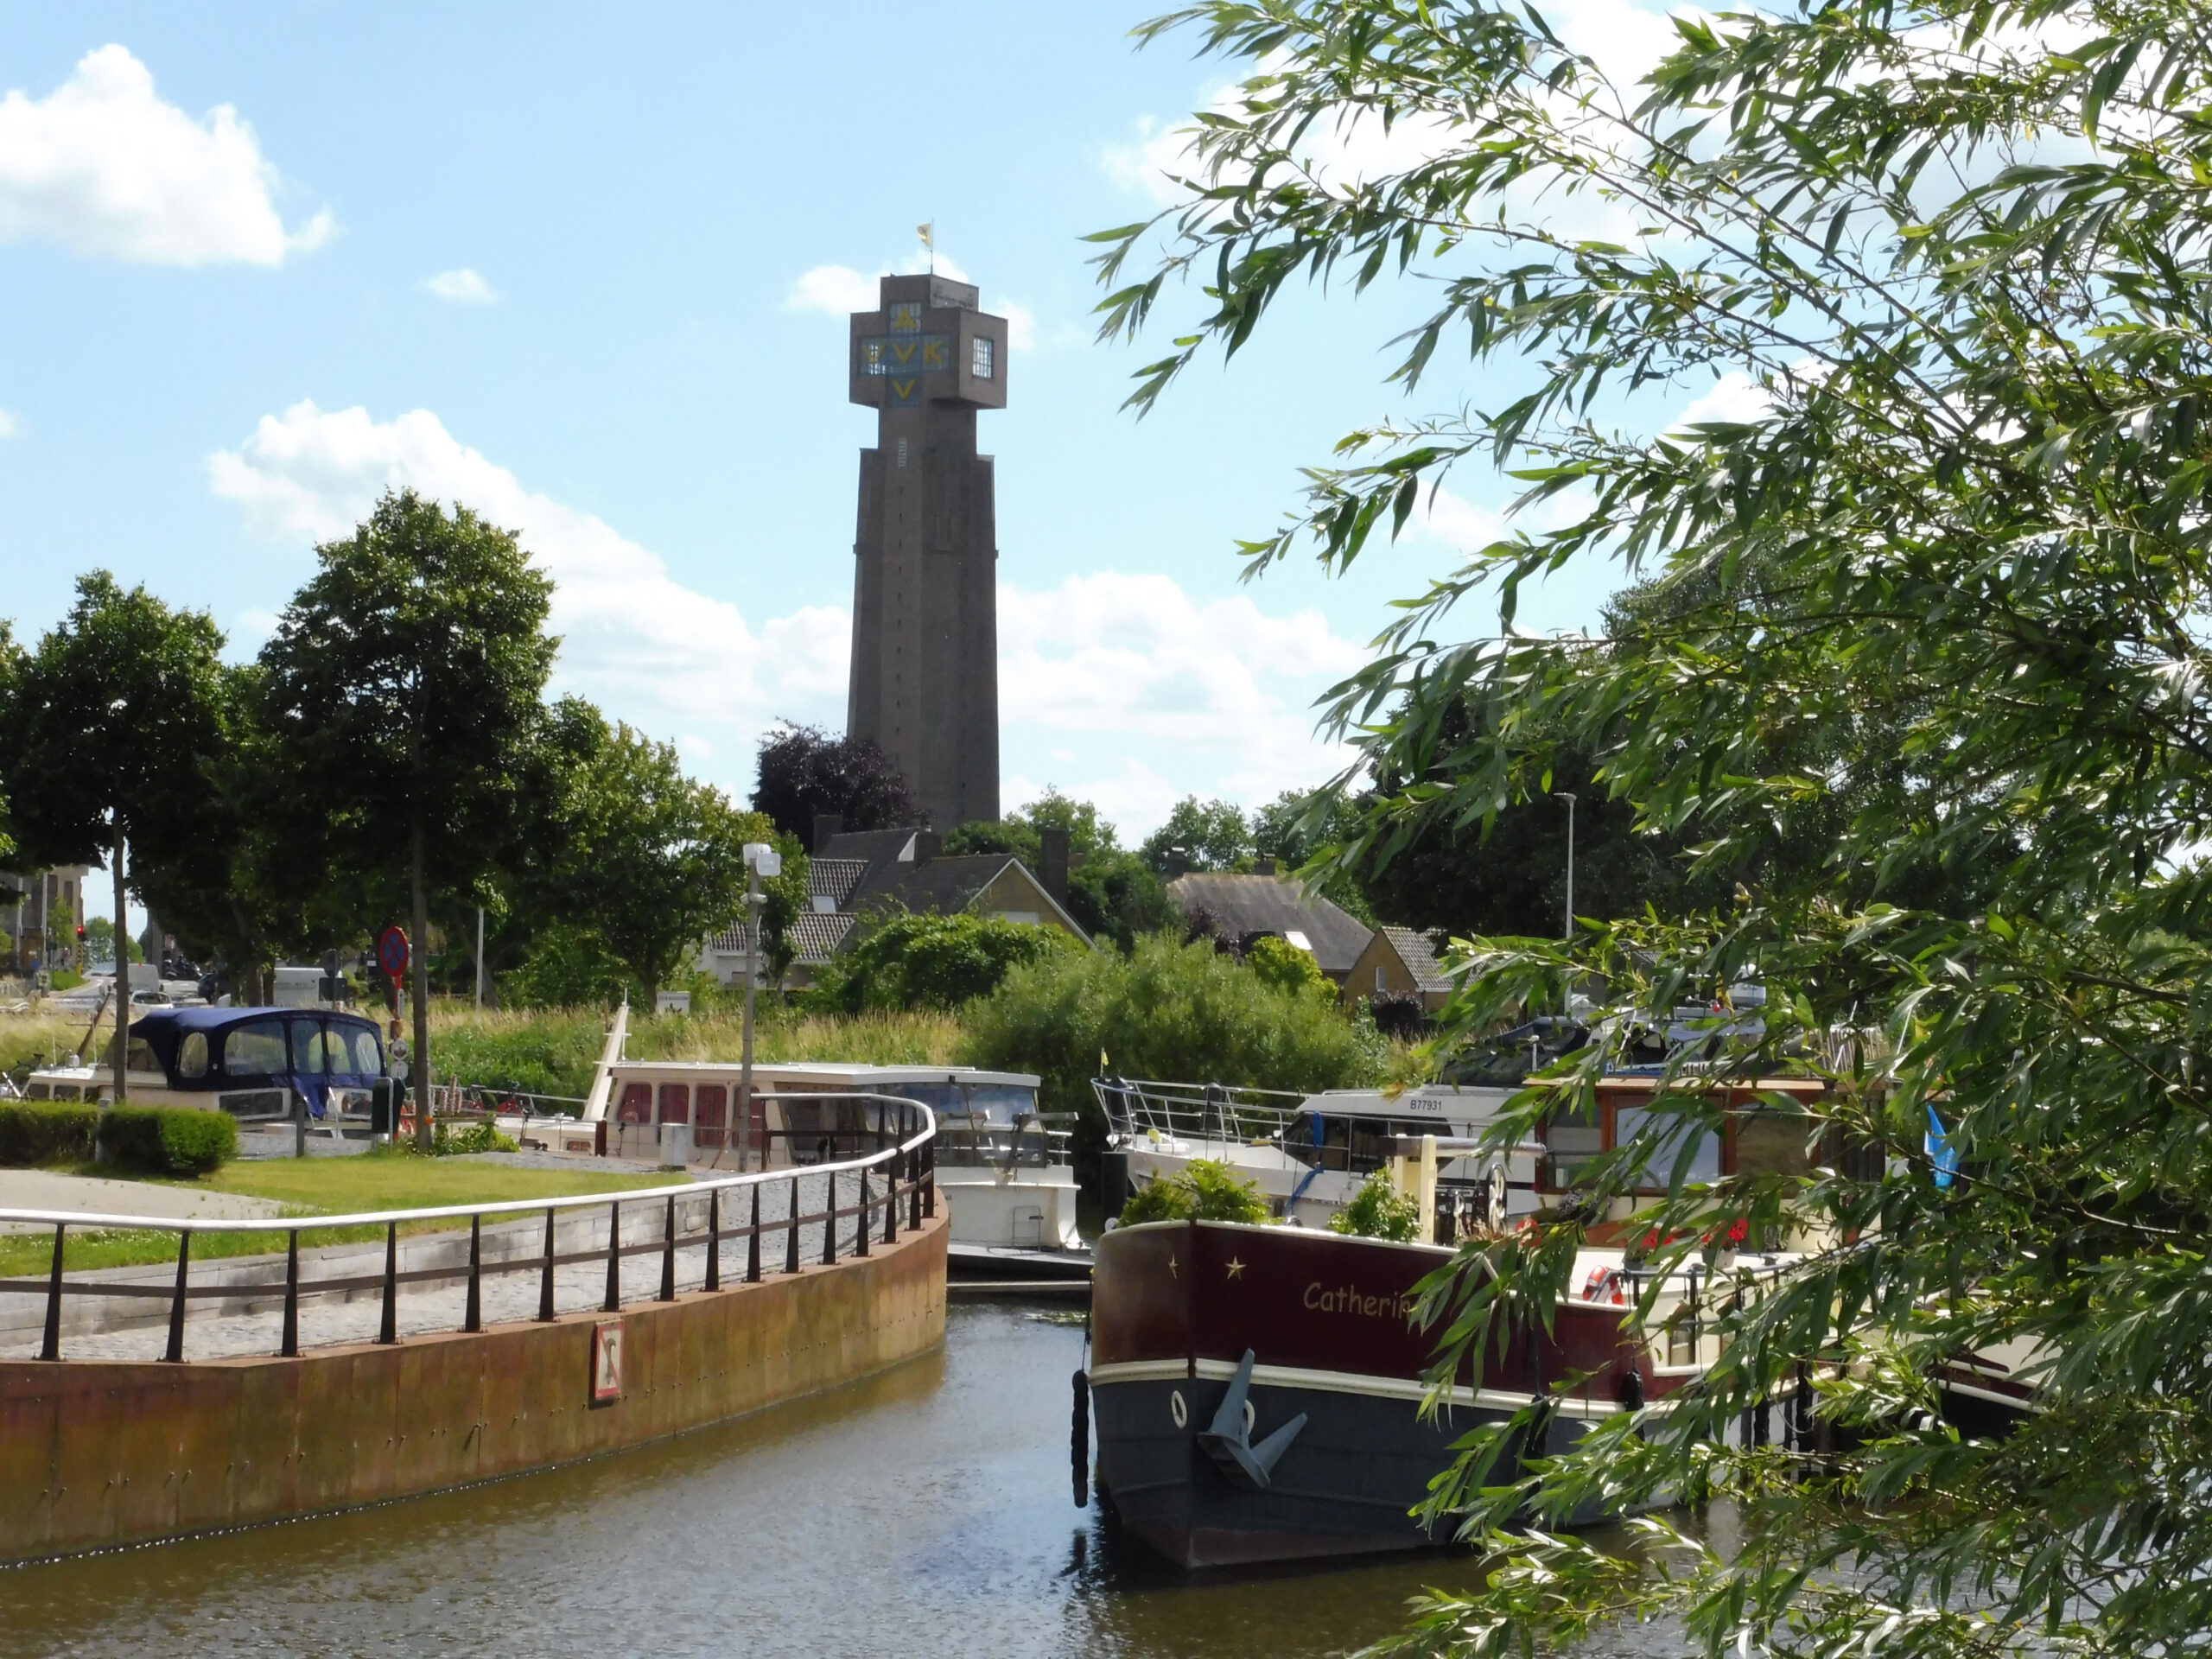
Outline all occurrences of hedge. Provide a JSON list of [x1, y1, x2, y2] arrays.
[[99, 1107, 238, 1176], [0, 1103, 100, 1166], [0, 1103, 237, 1175]]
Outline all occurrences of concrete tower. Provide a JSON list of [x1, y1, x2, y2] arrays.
[[845, 272, 1007, 830]]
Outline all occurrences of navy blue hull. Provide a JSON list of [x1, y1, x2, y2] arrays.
[[1091, 1373, 1520, 1568]]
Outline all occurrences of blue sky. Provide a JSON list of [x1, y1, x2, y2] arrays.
[[0, 0, 1717, 942]]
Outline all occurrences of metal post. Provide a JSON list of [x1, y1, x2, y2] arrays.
[[886, 1154, 899, 1244], [464, 1214, 483, 1333], [539, 1207, 557, 1321], [39, 1223, 65, 1361], [604, 1199, 623, 1313], [747, 1183, 762, 1283], [474, 905, 486, 1010], [855, 1170, 871, 1257], [923, 1135, 936, 1219], [823, 1171, 838, 1265], [785, 1176, 800, 1274], [705, 1186, 721, 1292], [379, 1222, 398, 1344], [659, 1194, 677, 1301], [280, 1230, 301, 1358], [909, 1143, 922, 1231], [738, 854, 762, 1170], [163, 1230, 192, 1363]]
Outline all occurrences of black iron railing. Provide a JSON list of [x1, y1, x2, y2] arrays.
[[0, 1091, 937, 1363]]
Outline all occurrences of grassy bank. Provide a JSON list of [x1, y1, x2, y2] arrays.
[[0, 1153, 667, 1277], [431, 1004, 965, 1098]]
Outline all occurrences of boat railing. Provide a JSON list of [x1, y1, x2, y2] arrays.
[[0, 1091, 938, 1363], [1093, 1077, 1306, 1151]]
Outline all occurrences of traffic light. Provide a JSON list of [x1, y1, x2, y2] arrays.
[[74, 925, 84, 942]]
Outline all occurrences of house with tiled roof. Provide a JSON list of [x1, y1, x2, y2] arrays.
[[1344, 924, 1459, 1014], [696, 819, 1090, 989], [1165, 870, 1372, 983]]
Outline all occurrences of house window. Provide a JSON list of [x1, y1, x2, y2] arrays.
[[812, 893, 838, 914], [1375, 966, 1388, 994], [970, 335, 995, 379], [992, 910, 1040, 926]]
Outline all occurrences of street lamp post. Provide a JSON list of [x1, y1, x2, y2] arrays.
[[1554, 791, 1578, 942], [737, 842, 782, 1172]]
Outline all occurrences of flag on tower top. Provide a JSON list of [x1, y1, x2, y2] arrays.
[[917, 221, 934, 249]]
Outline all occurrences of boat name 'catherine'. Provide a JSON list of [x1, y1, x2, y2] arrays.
[[1303, 1281, 1419, 1319]]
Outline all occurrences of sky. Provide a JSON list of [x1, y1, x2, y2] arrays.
[[0, 1, 1727, 933]]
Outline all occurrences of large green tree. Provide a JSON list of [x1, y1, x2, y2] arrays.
[[259, 490, 556, 1144], [527, 708, 800, 1001], [1101, 1, 2212, 1656], [5, 574, 228, 1097]]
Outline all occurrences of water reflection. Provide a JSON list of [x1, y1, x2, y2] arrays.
[[0, 1304, 1611, 1658]]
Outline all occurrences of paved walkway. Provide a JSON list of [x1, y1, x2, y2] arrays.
[[0, 1169, 896, 1363], [0, 1170, 289, 1234]]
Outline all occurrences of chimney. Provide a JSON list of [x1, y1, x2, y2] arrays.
[[813, 813, 843, 854], [1039, 826, 1070, 905], [1254, 856, 1277, 877], [913, 829, 941, 863]]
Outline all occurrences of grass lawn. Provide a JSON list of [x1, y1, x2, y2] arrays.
[[0, 1153, 672, 1278]]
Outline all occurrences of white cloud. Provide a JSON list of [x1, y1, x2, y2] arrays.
[[0, 409, 20, 439], [210, 403, 1363, 836], [421, 267, 499, 304], [208, 401, 849, 784], [785, 248, 1039, 352], [0, 45, 331, 265], [1669, 370, 1772, 431]]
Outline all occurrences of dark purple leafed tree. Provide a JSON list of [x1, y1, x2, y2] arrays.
[[750, 723, 920, 840]]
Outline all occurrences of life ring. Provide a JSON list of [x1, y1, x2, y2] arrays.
[[1170, 1389, 1188, 1428]]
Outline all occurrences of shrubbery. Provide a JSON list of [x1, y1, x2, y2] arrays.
[[1118, 1159, 1272, 1225], [99, 1106, 237, 1175], [1326, 1171, 1421, 1241], [0, 1102, 236, 1174], [809, 911, 1077, 1014], [1243, 935, 1335, 1000], [961, 931, 1383, 1132], [0, 1103, 99, 1166]]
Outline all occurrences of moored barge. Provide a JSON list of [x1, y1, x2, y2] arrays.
[[1088, 1217, 1749, 1568]]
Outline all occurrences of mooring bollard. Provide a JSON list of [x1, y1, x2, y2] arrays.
[[604, 1198, 623, 1313], [464, 1214, 483, 1333], [785, 1176, 800, 1274], [704, 1186, 721, 1293], [280, 1230, 301, 1358], [37, 1222, 65, 1363], [163, 1230, 193, 1363], [379, 1221, 399, 1344], [658, 1195, 677, 1302], [539, 1207, 557, 1322]]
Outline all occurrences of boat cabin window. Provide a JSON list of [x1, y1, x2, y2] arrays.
[[1612, 1105, 1722, 1186], [965, 1084, 1036, 1123], [658, 1084, 690, 1125], [177, 1032, 210, 1080], [23, 1083, 49, 1100], [616, 1083, 652, 1124], [696, 1085, 727, 1131], [344, 1027, 383, 1076], [48, 1084, 78, 1102], [1543, 1099, 1603, 1187], [127, 1038, 159, 1073], [292, 1023, 330, 1075], [223, 1020, 288, 1078]]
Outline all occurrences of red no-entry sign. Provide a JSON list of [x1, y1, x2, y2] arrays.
[[377, 925, 410, 979]]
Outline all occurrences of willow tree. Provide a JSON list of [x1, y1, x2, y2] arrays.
[[259, 491, 555, 1145], [1100, 2, 2212, 1655]]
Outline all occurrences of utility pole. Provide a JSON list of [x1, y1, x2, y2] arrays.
[[1554, 792, 1578, 943], [474, 906, 486, 1010], [736, 842, 780, 1172]]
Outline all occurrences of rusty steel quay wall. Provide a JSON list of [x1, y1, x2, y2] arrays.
[[0, 1211, 947, 1564]]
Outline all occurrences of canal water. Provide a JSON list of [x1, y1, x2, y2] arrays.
[[0, 1301, 1625, 1658]]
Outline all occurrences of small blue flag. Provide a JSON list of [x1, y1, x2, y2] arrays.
[[1926, 1104, 1958, 1190]]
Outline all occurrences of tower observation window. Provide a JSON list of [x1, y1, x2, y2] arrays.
[[970, 336, 995, 380]]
